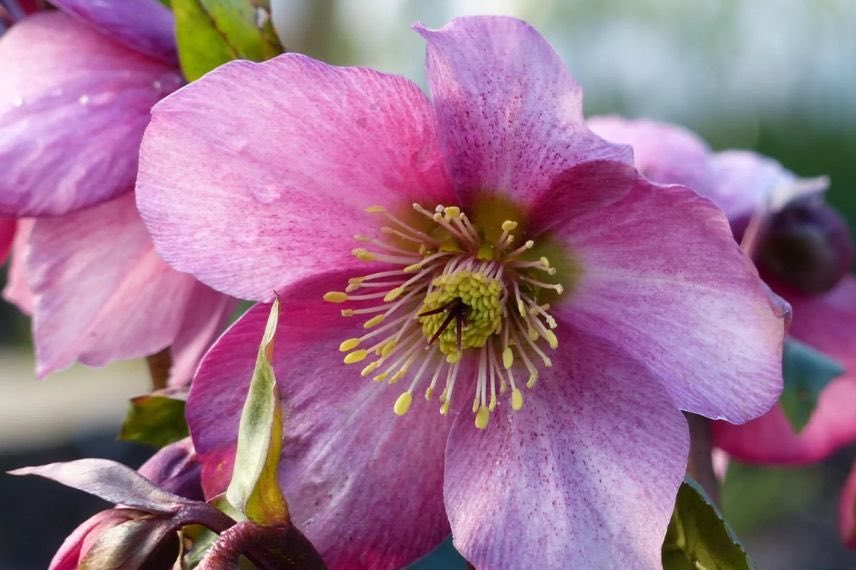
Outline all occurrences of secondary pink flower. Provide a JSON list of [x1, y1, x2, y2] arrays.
[[0, 0, 181, 216], [138, 17, 786, 569], [589, 116, 856, 465], [0, 1, 236, 383]]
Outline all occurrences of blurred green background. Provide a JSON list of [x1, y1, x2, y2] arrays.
[[2, 0, 855, 567]]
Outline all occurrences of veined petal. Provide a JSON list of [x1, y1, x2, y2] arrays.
[[587, 115, 715, 196], [51, 0, 177, 64], [415, 16, 631, 212], [24, 193, 199, 377], [713, 277, 856, 463], [2, 218, 34, 315], [0, 217, 13, 264], [0, 12, 182, 216], [137, 54, 455, 301], [188, 273, 451, 570], [167, 284, 238, 388], [444, 327, 688, 569], [552, 176, 787, 423]]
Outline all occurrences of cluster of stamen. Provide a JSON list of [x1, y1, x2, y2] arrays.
[[324, 204, 563, 429]]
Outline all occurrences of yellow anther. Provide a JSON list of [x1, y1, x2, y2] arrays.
[[444, 206, 461, 218], [528, 327, 539, 341], [339, 338, 361, 352], [446, 352, 462, 364], [341, 309, 355, 317], [502, 347, 514, 369], [383, 287, 404, 302], [390, 368, 408, 383], [539, 256, 551, 268], [361, 361, 382, 376], [440, 401, 450, 415], [527, 371, 538, 388], [352, 248, 376, 261], [393, 392, 413, 416], [324, 291, 348, 303], [523, 240, 534, 249], [511, 388, 524, 411], [373, 372, 389, 382], [365, 205, 386, 213], [344, 350, 369, 364], [380, 340, 397, 357], [555, 284, 564, 294], [363, 314, 386, 328], [439, 242, 462, 253], [501, 220, 518, 231], [544, 330, 558, 349], [425, 386, 434, 400], [488, 393, 497, 412], [403, 262, 423, 273], [517, 299, 526, 317], [353, 234, 370, 242], [348, 277, 364, 285], [475, 405, 491, 429]]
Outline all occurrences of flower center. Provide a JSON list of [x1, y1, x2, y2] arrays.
[[324, 203, 564, 429]]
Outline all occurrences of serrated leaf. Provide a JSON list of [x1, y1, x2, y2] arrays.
[[173, 0, 283, 81], [780, 338, 844, 432], [120, 395, 189, 448], [662, 478, 753, 570], [225, 299, 288, 525]]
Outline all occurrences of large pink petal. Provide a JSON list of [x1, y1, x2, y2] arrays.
[[137, 54, 455, 301], [444, 327, 688, 569], [166, 284, 237, 388], [0, 217, 14, 264], [553, 176, 787, 423], [24, 193, 199, 377], [415, 16, 631, 212], [587, 115, 715, 196], [713, 277, 856, 463], [841, 461, 856, 548], [0, 12, 181, 216], [2, 218, 34, 315], [51, 0, 177, 64], [188, 273, 452, 570]]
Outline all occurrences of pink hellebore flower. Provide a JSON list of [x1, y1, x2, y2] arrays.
[[0, 0, 236, 383], [588, 116, 856, 466], [138, 17, 786, 569]]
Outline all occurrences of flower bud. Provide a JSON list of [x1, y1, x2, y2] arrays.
[[757, 196, 854, 295]]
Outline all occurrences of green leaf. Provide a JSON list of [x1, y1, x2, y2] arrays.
[[662, 478, 753, 570], [780, 338, 844, 432], [225, 299, 288, 526], [120, 395, 189, 448], [173, 0, 284, 81]]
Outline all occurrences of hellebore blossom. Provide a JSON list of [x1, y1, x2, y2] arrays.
[[0, 0, 235, 382], [588, 116, 856, 465], [138, 17, 786, 569]]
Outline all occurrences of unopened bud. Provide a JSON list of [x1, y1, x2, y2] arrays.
[[757, 197, 854, 294]]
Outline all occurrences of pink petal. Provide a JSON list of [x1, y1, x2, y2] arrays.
[[415, 17, 631, 211], [708, 150, 827, 223], [841, 461, 856, 548], [711, 374, 856, 464], [24, 193, 200, 377], [188, 273, 452, 570], [0, 217, 13, 264], [552, 176, 787, 423], [137, 54, 455, 301], [51, 0, 178, 64], [444, 327, 688, 569], [713, 277, 856, 463], [167, 284, 238, 388], [49, 510, 131, 570], [0, 12, 182, 216], [2, 218, 34, 315], [587, 115, 715, 196]]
